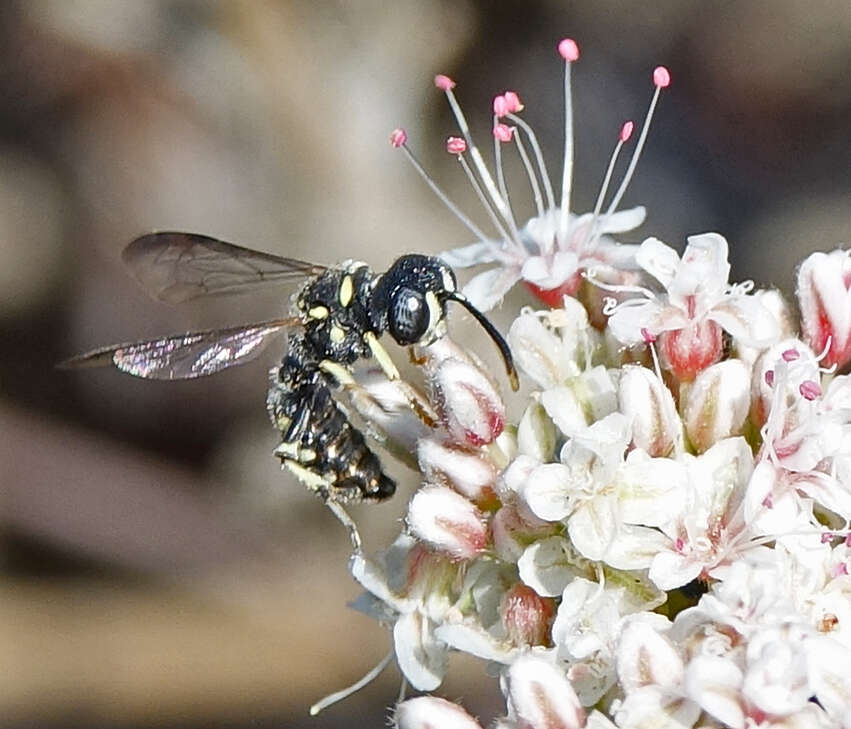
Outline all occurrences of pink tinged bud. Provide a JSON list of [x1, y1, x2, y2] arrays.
[[407, 485, 488, 560], [446, 136, 467, 155], [657, 319, 723, 381], [503, 91, 523, 112], [508, 654, 586, 729], [430, 358, 505, 447], [434, 74, 456, 91], [683, 359, 751, 453], [620, 120, 634, 143], [493, 123, 513, 142], [797, 249, 851, 370], [618, 364, 677, 457], [799, 379, 821, 401], [390, 128, 407, 147], [500, 584, 555, 648], [653, 65, 671, 87], [395, 696, 483, 729], [557, 38, 580, 62], [417, 438, 498, 505]]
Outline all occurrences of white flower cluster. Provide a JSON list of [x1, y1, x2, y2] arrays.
[[331, 39, 851, 729]]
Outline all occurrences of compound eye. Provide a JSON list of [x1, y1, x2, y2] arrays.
[[388, 287, 429, 345]]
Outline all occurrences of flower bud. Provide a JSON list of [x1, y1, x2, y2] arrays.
[[491, 502, 554, 562], [423, 338, 506, 447], [417, 438, 498, 505], [618, 364, 679, 456], [395, 696, 483, 729], [407, 485, 488, 560], [683, 359, 750, 453], [508, 654, 586, 729], [797, 249, 851, 370], [500, 583, 555, 647], [517, 400, 557, 461]]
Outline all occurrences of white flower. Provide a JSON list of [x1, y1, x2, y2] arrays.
[[393, 41, 671, 311], [607, 234, 779, 380]]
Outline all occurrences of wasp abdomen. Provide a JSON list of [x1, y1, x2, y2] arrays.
[[267, 335, 395, 504]]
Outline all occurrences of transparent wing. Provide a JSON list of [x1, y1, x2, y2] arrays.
[[58, 317, 297, 380], [122, 232, 328, 303]]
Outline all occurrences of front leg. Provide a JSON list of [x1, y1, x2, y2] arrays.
[[363, 331, 437, 428]]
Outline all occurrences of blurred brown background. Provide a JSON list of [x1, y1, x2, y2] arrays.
[[3, 1, 851, 727]]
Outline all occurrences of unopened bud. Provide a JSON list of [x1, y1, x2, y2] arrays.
[[517, 400, 557, 462], [618, 364, 678, 457], [683, 359, 750, 453], [508, 654, 586, 729], [417, 438, 497, 504], [423, 339, 506, 447], [500, 584, 555, 647], [395, 696, 482, 729], [491, 502, 553, 562], [797, 249, 851, 370], [407, 485, 488, 560]]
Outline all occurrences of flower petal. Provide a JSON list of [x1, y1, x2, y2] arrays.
[[393, 611, 448, 691], [461, 266, 521, 311]]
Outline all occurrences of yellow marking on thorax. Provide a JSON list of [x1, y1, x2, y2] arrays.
[[308, 305, 329, 320], [339, 275, 354, 307], [330, 325, 346, 344]]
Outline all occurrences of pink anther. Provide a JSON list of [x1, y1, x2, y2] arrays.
[[641, 327, 657, 344], [822, 532, 835, 544], [446, 136, 467, 154], [558, 38, 580, 62], [493, 95, 509, 117], [620, 121, 634, 143], [799, 379, 822, 401], [493, 123, 513, 142], [764, 370, 775, 387], [434, 74, 456, 91], [781, 348, 800, 362], [389, 128, 407, 148], [653, 66, 671, 88], [503, 91, 523, 113]]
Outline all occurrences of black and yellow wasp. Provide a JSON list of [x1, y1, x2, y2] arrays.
[[63, 233, 517, 529]]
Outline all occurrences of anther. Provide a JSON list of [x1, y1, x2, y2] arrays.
[[434, 74, 456, 91], [641, 327, 657, 344], [446, 136, 467, 155], [620, 121, 634, 143], [558, 38, 580, 62], [493, 124, 513, 143], [493, 95, 509, 117], [781, 348, 800, 362], [503, 91, 523, 113], [764, 370, 775, 387], [389, 128, 407, 148], [799, 380, 821, 400], [653, 66, 672, 88]]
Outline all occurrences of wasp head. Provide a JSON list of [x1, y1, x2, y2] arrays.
[[372, 255, 518, 390]]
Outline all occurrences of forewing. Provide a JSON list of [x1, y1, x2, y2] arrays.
[[123, 232, 327, 303], [59, 318, 297, 380]]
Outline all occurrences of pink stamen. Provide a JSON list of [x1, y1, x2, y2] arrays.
[[799, 380, 822, 400], [493, 124, 513, 142], [434, 74, 455, 91], [558, 38, 580, 62], [833, 562, 849, 577], [762, 494, 773, 508], [675, 537, 684, 552], [764, 370, 775, 386], [781, 348, 800, 362], [446, 136, 467, 155], [503, 91, 523, 113], [822, 532, 835, 544], [846, 533, 851, 546], [653, 66, 671, 88], [641, 327, 657, 344], [620, 121, 634, 143], [389, 128, 407, 148], [493, 95, 509, 117]]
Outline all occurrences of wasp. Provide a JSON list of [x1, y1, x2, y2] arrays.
[[63, 233, 518, 544]]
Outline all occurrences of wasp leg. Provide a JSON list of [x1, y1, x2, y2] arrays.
[[363, 331, 437, 428]]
